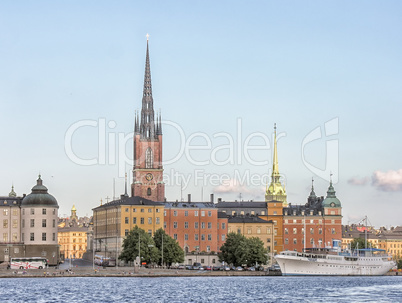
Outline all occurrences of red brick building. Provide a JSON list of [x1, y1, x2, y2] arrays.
[[164, 200, 228, 253], [283, 181, 342, 252]]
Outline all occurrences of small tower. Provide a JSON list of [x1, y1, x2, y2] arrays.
[[132, 34, 165, 201], [265, 124, 288, 206], [71, 204, 78, 222], [8, 185, 16, 197]]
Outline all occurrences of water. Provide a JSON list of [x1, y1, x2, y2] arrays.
[[1, 276, 402, 302]]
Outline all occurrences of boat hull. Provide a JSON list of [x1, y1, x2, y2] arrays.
[[275, 254, 394, 276]]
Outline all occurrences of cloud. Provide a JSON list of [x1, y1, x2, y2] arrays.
[[348, 176, 370, 186], [372, 169, 402, 192], [213, 179, 263, 197]]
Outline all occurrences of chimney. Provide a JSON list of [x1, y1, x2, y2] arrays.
[[218, 198, 222, 203], [188, 194, 191, 203], [210, 194, 214, 203]]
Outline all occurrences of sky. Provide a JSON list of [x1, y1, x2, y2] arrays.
[[1, 1, 401, 228]]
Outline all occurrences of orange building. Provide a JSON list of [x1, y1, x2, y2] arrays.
[[164, 200, 228, 253], [283, 181, 342, 252]]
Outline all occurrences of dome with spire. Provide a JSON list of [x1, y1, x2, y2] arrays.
[[21, 175, 58, 206], [322, 181, 341, 208]]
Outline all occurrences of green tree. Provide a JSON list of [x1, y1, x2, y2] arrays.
[[246, 237, 268, 266], [350, 237, 367, 249], [219, 232, 249, 266], [153, 228, 184, 266], [119, 226, 159, 264], [397, 259, 402, 270]]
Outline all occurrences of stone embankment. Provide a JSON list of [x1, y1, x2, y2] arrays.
[[0, 267, 281, 278]]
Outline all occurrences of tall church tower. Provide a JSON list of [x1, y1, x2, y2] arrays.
[[265, 124, 288, 206], [131, 35, 165, 201]]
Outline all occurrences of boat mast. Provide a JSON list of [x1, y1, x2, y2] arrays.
[[304, 214, 306, 252], [364, 215, 368, 249]]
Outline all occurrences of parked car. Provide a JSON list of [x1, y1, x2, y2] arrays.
[[185, 265, 192, 270], [212, 266, 221, 271], [235, 266, 244, 271], [192, 262, 202, 270], [177, 265, 185, 270], [268, 264, 281, 271], [230, 266, 236, 271], [223, 266, 231, 271], [203, 266, 212, 271], [247, 267, 256, 271], [257, 266, 265, 271]]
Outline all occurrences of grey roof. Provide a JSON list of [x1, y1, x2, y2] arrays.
[[164, 202, 216, 209], [93, 195, 164, 210], [228, 215, 273, 224], [21, 176, 58, 207], [218, 211, 228, 219], [216, 201, 267, 208], [0, 196, 22, 206]]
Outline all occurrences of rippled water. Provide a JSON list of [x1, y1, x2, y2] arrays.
[[1, 276, 402, 302]]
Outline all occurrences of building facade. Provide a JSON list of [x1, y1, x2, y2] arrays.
[[131, 37, 165, 202], [164, 200, 228, 253]]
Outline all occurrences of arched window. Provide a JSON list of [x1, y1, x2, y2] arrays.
[[145, 148, 153, 168], [147, 188, 151, 196]]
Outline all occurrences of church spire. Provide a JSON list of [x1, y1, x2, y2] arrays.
[[265, 123, 287, 205], [140, 34, 156, 139]]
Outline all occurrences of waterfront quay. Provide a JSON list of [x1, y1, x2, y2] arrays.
[[0, 266, 279, 278]]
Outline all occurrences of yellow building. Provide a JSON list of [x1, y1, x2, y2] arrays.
[[377, 227, 402, 259], [227, 216, 274, 265], [58, 205, 89, 259], [92, 195, 165, 259]]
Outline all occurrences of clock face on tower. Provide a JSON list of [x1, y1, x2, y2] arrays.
[[145, 173, 153, 181]]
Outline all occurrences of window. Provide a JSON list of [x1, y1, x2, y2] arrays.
[[42, 209, 46, 215], [173, 222, 178, 228], [42, 233, 47, 241], [284, 228, 289, 234], [184, 211, 188, 217], [12, 209, 18, 216], [140, 218, 145, 224], [194, 211, 199, 217], [164, 222, 167, 229], [141, 209, 144, 213], [201, 222, 205, 229], [208, 222, 212, 229], [332, 228, 336, 234], [125, 217, 129, 224], [310, 228, 314, 234], [195, 234, 199, 241], [201, 234, 205, 240], [125, 208, 129, 212], [30, 219, 34, 228], [145, 148, 153, 168], [148, 230, 152, 236], [156, 217, 160, 224], [42, 219, 46, 227], [221, 234, 225, 241], [173, 211, 178, 216], [3, 233, 8, 242], [31, 209, 35, 215], [185, 234, 188, 241], [156, 208, 160, 213], [273, 221, 277, 226], [133, 208, 137, 212], [201, 211, 205, 217], [207, 246, 210, 252], [22, 233, 24, 241], [241, 211, 244, 215], [310, 238, 314, 244], [12, 220, 17, 228], [3, 219, 8, 228], [53, 219, 56, 228], [148, 218, 152, 224], [285, 238, 289, 244], [184, 222, 189, 228], [30, 233, 34, 241], [133, 218, 137, 224], [319, 228, 323, 234], [3, 209, 8, 216], [267, 227, 271, 234], [164, 210, 166, 216], [52, 233, 55, 241], [53, 209, 56, 215], [208, 211, 212, 217], [222, 223, 226, 229], [293, 228, 297, 234], [237, 228, 241, 234], [261, 211, 265, 215], [257, 228, 261, 234], [247, 228, 252, 234], [22, 209, 25, 215], [147, 188, 151, 196], [274, 211, 277, 215], [267, 238, 271, 243], [195, 222, 199, 229], [174, 234, 177, 240], [293, 238, 297, 244], [148, 208, 152, 213]]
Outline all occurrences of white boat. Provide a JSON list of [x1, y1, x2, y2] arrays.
[[275, 247, 395, 276]]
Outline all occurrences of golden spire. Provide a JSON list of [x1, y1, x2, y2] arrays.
[[265, 123, 287, 206]]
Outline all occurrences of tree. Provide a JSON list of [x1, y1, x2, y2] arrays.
[[153, 228, 184, 266], [119, 226, 159, 265], [219, 233, 268, 267], [246, 237, 268, 266], [350, 237, 367, 249]]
